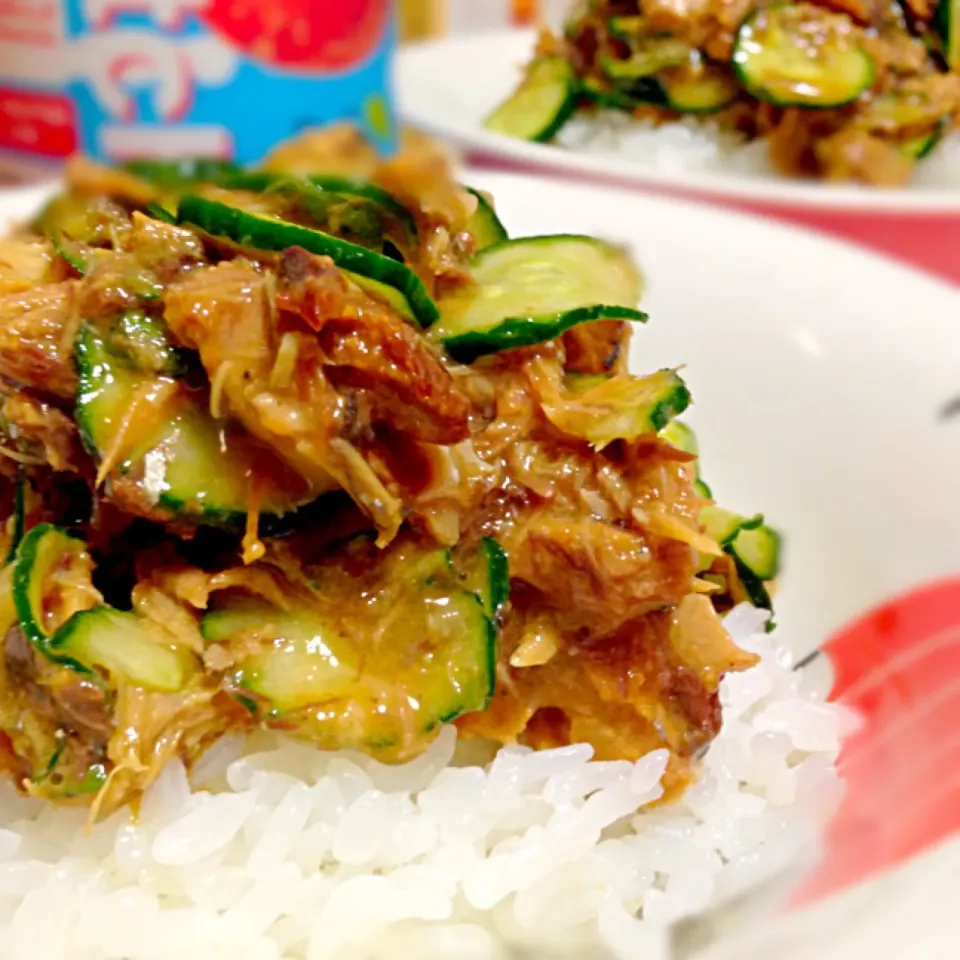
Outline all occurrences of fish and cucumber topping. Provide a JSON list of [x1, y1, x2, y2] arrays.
[[0, 133, 777, 814], [485, 0, 960, 185]]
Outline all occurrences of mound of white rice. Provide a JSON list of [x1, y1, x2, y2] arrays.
[[555, 110, 960, 188], [0, 605, 853, 960]]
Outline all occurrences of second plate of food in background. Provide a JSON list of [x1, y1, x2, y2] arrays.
[[396, 28, 960, 213]]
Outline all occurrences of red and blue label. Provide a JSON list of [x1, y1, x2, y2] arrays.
[[0, 0, 396, 166]]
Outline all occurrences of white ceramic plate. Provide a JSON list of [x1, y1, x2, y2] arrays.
[[396, 30, 960, 215]]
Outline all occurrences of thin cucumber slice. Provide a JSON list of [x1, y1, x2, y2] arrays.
[[659, 420, 715, 496], [225, 172, 418, 253], [662, 67, 738, 113], [201, 598, 358, 713], [450, 538, 510, 618], [548, 369, 690, 446], [433, 235, 646, 363], [75, 323, 317, 525], [734, 558, 774, 611], [600, 40, 692, 81], [729, 523, 782, 581], [201, 550, 497, 753], [608, 16, 644, 41], [122, 158, 242, 188], [307, 175, 419, 246], [694, 478, 714, 499], [732, 5, 875, 108], [699, 506, 763, 547], [900, 123, 946, 160], [12, 524, 90, 666], [5, 467, 26, 565], [177, 195, 438, 327], [464, 187, 509, 250], [659, 420, 698, 456], [13, 525, 191, 688], [935, 0, 960, 71], [484, 57, 578, 142], [54, 607, 190, 692]]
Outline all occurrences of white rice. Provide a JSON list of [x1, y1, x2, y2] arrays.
[[0, 604, 853, 960], [555, 109, 960, 188]]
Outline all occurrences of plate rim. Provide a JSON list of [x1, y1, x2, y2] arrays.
[[397, 30, 960, 216], [459, 167, 960, 296]]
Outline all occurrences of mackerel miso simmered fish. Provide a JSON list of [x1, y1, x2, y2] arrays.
[[0, 129, 780, 815], [486, 0, 960, 185]]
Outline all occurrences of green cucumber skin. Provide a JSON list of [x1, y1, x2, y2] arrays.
[[648, 382, 693, 433], [732, 555, 773, 610], [123, 158, 242, 188], [442, 304, 647, 364], [533, 95, 578, 143], [485, 58, 578, 142], [223, 172, 420, 249], [176, 195, 439, 327], [464, 188, 509, 250], [12, 524, 90, 672], [5, 467, 26, 565], [481, 538, 510, 617], [307, 175, 420, 241], [731, 9, 875, 109]]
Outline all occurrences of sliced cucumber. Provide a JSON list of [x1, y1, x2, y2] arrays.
[[5, 467, 26, 565], [484, 57, 578, 142], [699, 506, 763, 547], [464, 187, 509, 250], [581, 76, 640, 111], [900, 123, 946, 160], [32, 740, 107, 801], [13, 524, 192, 687], [75, 322, 317, 525], [659, 420, 714, 497], [53, 607, 190, 692], [202, 598, 357, 712], [307, 175, 419, 248], [111, 309, 188, 377], [662, 67, 738, 113], [608, 16, 644, 41], [450, 538, 510, 618], [122, 157, 242, 188], [600, 40, 692, 81], [729, 523, 781, 581], [732, 5, 875, 108], [145, 202, 177, 224], [935, 0, 960, 71], [659, 420, 698, 456], [201, 547, 497, 756], [12, 524, 91, 666], [734, 559, 774, 611], [548, 369, 690, 446], [177, 195, 438, 327], [433, 235, 647, 363], [223, 173, 416, 254]]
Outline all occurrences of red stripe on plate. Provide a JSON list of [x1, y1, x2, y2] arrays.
[[794, 578, 960, 905]]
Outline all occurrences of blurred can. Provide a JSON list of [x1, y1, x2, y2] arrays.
[[0, 1, 397, 181]]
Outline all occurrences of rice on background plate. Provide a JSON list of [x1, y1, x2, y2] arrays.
[[0, 605, 853, 960], [555, 113, 960, 191]]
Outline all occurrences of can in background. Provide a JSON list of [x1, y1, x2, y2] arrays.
[[0, 1, 397, 181]]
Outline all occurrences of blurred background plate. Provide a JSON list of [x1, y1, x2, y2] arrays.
[[397, 30, 960, 216]]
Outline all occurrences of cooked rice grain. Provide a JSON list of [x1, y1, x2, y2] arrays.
[[556, 111, 960, 188], [0, 605, 853, 960]]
